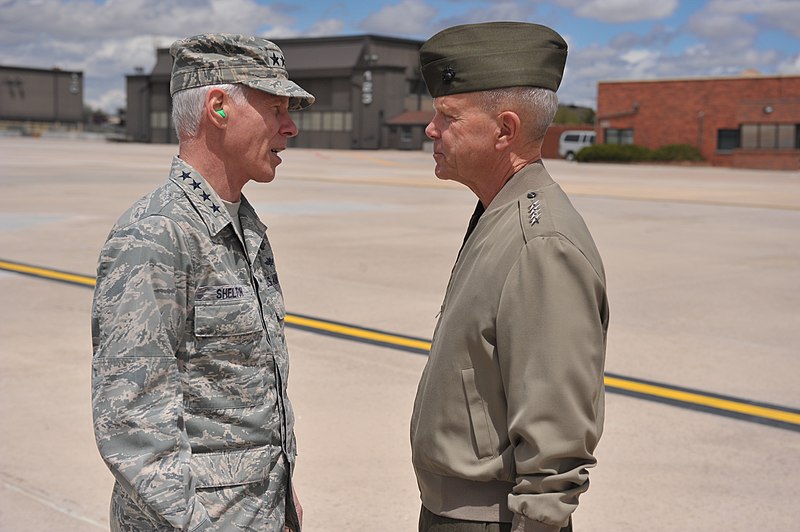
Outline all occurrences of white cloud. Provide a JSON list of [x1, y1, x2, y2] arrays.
[[0, 0, 297, 112], [305, 19, 347, 37], [359, 0, 437, 36], [609, 24, 679, 49], [0, 0, 290, 42], [620, 48, 662, 78], [436, 0, 536, 28], [703, 0, 800, 37], [89, 88, 126, 115], [687, 11, 757, 47], [778, 54, 800, 74], [555, 0, 679, 24]]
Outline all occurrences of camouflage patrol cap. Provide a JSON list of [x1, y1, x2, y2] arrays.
[[169, 33, 314, 110], [420, 22, 568, 97]]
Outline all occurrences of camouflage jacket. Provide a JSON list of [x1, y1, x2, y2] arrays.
[[92, 157, 295, 531]]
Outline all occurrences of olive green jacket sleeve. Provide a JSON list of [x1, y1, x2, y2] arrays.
[[498, 235, 607, 530]]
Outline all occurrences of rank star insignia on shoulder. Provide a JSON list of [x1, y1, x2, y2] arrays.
[[527, 192, 542, 225]]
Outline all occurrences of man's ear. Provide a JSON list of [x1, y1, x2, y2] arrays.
[[206, 87, 227, 128], [495, 111, 520, 150]]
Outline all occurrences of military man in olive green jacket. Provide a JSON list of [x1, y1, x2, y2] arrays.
[[92, 34, 313, 531], [410, 23, 609, 532]]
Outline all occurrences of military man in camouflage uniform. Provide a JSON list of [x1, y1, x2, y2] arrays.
[[91, 34, 314, 531]]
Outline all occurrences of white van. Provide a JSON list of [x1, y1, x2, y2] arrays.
[[558, 130, 596, 160]]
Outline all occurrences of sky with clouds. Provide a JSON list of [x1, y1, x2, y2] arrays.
[[1, 0, 798, 113]]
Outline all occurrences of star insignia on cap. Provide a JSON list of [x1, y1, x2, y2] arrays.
[[271, 53, 284, 66], [442, 66, 456, 84]]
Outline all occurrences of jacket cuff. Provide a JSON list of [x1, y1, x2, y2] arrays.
[[511, 513, 561, 532]]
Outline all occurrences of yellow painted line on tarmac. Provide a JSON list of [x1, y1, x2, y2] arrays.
[[285, 313, 432, 352], [604, 376, 800, 427], [0, 259, 96, 287], [2, 258, 798, 431]]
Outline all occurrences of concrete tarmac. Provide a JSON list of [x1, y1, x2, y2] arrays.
[[1, 137, 798, 531]]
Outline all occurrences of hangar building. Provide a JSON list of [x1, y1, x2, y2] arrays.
[[0, 65, 84, 135], [126, 34, 432, 150]]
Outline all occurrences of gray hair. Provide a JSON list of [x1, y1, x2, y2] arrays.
[[172, 83, 248, 140], [478, 87, 558, 141]]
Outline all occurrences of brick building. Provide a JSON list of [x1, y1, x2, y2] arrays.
[[597, 74, 800, 170]]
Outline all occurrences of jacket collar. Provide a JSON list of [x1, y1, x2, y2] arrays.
[[168, 157, 268, 261], [485, 160, 554, 213]]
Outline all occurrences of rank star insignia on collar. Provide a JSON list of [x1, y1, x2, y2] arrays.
[[201, 191, 211, 201], [211, 204, 221, 213], [180, 171, 192, 180], [191, 180, 201, 190]]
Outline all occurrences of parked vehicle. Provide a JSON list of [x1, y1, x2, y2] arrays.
[[558, 130, 596, 160]]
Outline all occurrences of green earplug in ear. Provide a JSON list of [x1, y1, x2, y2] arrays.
[[216, 109, 226, 118]]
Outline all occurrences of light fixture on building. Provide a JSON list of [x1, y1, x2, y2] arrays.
[[763, 105, 773, 114]]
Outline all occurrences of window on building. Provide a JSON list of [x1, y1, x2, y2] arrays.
[[290, 111, 353, 132], [741, 123, 799, 150], [321, 112, 333, 131], [150, 111, 169, 129], [717, 129, 740, 151], [308, 112, 322, 131], [605, 128, 633, 145], [741, 124, 758, 149], [777, 124, 795, 149], [400, 126, 413, 143], [327, 112, 340, 131]]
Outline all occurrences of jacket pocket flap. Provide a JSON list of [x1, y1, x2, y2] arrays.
[[461, 368, 494, 459], [194, 299, 261, 337], [192, 446, 278, 488]]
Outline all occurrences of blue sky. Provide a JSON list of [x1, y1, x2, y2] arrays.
[[1, 0, 798, 113]]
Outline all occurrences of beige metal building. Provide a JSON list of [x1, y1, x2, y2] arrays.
[[0, 65, 84, 135]]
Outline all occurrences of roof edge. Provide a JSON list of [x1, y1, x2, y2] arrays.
[[598, 73, 800, 85]]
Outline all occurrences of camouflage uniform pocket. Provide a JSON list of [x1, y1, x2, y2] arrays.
[[193, 448, 288, 531], [189, 297, 270, 409]]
